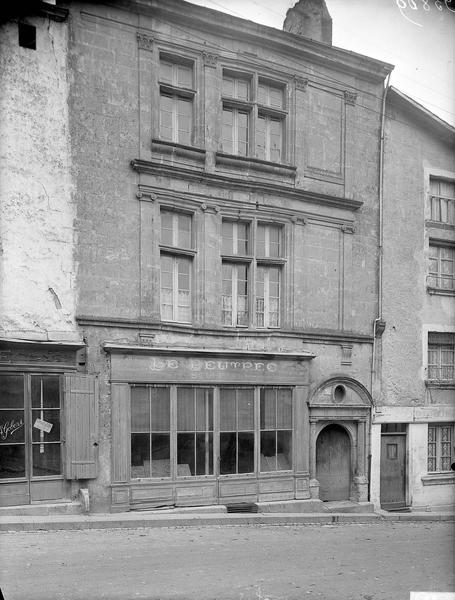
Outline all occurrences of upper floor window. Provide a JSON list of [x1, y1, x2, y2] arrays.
[[221, 71, 287, 163], [428, 243, 455, 292], [429, 178, 455, 226], [159, 56, 195, 146], [160, 209, 194, 323], [428, 333, 455, 382], [428, 424, 453, 473], [221, 220, 284, 328]]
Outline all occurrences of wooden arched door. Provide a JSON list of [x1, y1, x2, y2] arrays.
[[316, 424, 351, 501]]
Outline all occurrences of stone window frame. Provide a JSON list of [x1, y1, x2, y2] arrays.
[[220, 216, 287, 330]]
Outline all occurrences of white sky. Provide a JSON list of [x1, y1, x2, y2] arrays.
[[187, 0, 455, 126]]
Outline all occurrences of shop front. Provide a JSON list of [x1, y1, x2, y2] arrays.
[[105, 345, 314, 511], [0, 340, 98, 508]]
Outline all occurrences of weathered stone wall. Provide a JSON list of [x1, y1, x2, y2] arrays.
[[0, 16, 78, 342]]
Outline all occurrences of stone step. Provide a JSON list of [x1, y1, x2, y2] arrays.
[[322, 501, 375, 513], [0, 501, 82, 517]]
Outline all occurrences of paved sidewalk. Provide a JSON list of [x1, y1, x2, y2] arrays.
[[0, 507, 453, 532]]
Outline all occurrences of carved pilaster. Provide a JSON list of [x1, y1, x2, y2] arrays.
[[341, 223, 356, 234], [137, 32, 154, 52], [344, 90, 357, 105], [203, 52, 218, 68], [295, 76, 308, 91]]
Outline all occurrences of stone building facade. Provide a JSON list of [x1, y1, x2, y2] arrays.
[[370, 88, 455, 511], [6, 0, 440, 514]]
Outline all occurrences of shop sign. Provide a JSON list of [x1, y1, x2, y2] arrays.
[[33, 418, 53, 433], [111, 353, 309, 384]]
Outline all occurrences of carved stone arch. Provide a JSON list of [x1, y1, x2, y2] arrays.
[[308, 375, 373, 407], [315, 419, 355, 447]]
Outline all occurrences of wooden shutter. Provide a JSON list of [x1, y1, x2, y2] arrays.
[[64, 374, 99, 480], [111, 383, 131, 483]]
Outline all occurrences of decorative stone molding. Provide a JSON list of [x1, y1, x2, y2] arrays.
[[137, 32, 154, 52], [295, 76, 308, 91], [341, 224, 356, 234], [344, 90, 357, 105], [136, 190, 157, 201], [203, 52, 218, 68], [340, 344, 353, 365]]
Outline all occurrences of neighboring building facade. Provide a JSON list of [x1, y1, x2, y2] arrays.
[[371, 88, 455, 511], [0, 3, 95, 508]]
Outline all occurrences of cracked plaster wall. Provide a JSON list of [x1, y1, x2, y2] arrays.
[[0, 17, 80, 342]]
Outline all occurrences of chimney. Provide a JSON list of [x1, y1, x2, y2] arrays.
[[283, 0, 332, 45]]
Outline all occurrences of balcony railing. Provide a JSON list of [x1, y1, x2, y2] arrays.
[[429, 194, 455, 225], [427, 274, 455, 291]]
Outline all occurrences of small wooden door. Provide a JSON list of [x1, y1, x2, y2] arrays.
[[316, 424, 351, 501], [380, 434, 406, 509]]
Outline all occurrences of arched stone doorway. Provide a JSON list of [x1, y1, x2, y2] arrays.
[[316, 424, 351, 501], [308, 377, 373, 503]]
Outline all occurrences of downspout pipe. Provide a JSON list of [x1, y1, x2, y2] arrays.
[[371, 73, 391, 394]]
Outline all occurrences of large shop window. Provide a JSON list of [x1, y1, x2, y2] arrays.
[[0, 374, 62, 480], [221, 220, 284, 328], [160, 209, 194, 323], [221, 72, 287, 162], [129, 386, 292, 480], [159, 56, 195, 145]]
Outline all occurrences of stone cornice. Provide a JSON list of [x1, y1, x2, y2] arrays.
[[76, 315, 374, 345], [130, 159, 363, 211], [140, 0, 393, 84]]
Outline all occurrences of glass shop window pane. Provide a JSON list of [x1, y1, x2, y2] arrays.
[[260, 388, 276, 429], [177, 388, 195, 431], [0, 375, 24, 409], [260, 431, 277, 472], [177, 432, 195, 475], [220, 389, 236, 431], [196, 432, 213, 475], [151, 433, 170, 477], [220, 431, 236, 474], [238, 432, 254, 473], [131, 387, 150, 432], [0, 445, 26, 479], [131, 432, 150, 478], [0, 410, 25, 444], [277, 430, 292, 469], [32, 410, 60, 442], [151, 388, 170, 431], [32, 443, 61, 476], [277, 389, 292, 429], [238, 389, 254, 430], [31, 375, 60, 408], [196, 389, 213, 431]]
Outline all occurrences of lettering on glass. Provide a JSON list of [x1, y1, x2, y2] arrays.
[[0, 419, 24, 441]]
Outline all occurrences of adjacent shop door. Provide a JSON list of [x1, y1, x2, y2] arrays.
[[316, 424, 351, 501], [0, 374, 65, 506], [380, 428, 406, 510]]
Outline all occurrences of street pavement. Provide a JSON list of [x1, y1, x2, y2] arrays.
[[0, 521, 454, 600]]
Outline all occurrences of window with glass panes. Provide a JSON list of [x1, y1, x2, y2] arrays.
[[177, 388, 213, 476], [160, 210, 193, 323], [428, 333, 455, 381], [130, 385, 293, 480], [159, 57, 194, 145], [428, 244, 455, 291], [221, 72, 286, 163], [219, 388, 255, 474], [260, 388, 292, 471], [428, 424, 453, 472], [221, 220, 283, 328], [0, 374, 62, 481], [131, 386, 171, 478], [429, 178, 455, 225]]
